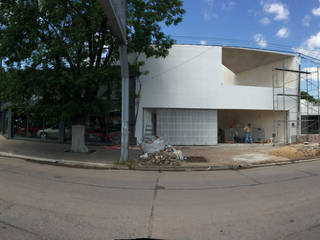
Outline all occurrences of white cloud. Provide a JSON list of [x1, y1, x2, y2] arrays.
[[296, 32, 320, 58], [302, 15, 312, 27], [222, 1, 236, 10], [263, 2, 289, 20], [303, 67, 318, 75], [254, 34, 267, 48], [312, 7, 320, 16], [260, 17, 271, 25], [248, 9, 258, 17], [205, 0, 214, 8], [200, 40, 207, 45], [203, 0, 218, 21], [306, 32, 320, 50], [302, 68, 319, 86], [203, 10, 218, 21], [311, 0, 320, 16], [276, 27, 290, 38]]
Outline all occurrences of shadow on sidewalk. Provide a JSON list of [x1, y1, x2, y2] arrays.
[[0, 136, 140, 164]]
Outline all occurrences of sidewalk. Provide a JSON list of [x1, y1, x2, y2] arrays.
[[0, 136, 319, 171], [0, 136, 138, 169]]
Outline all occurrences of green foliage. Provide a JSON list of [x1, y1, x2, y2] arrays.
[[301, 91, 320, 104], [0, 0, 185, 123]]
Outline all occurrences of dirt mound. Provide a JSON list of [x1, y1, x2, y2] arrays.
[[269, 145, 320, 160]]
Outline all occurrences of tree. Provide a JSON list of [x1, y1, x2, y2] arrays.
[[301, 91, 320, 104], [0, 0, 185, 152]]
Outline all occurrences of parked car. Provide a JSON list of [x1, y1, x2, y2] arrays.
[[86, 127, 121, 143], [86, 127, 107, 142], [37, 125, 71, 139], [16, 126, 40, 137]]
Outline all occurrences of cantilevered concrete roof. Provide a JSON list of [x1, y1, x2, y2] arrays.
[[222, 47, 295, 73]]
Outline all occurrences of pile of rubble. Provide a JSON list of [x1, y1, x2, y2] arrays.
[[269, 143, 320, 160], [139, 150, 183, 166], [138, 137, 185, 166]]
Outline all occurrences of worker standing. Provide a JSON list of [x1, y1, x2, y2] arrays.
[[244, 123, 253, 144]]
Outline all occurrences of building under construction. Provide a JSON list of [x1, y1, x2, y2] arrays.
[[135, 44, 320, 145]]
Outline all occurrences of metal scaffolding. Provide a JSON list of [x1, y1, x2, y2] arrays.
[[272, 57, 320, 144]]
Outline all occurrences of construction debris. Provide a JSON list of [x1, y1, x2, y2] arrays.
[[138, 150, 183, 166], [296, 134, 320, 144], [138, 138, 185, 166], [269, 144, 320, 160], [140, 137, 166, 154]]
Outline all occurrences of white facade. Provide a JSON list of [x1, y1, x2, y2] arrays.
[[135, 45, 300, 145]]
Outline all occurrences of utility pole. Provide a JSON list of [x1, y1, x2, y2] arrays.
[[0, 58, 2, 134], [119, 43, 129, 162], [100, 0, 129, 162]]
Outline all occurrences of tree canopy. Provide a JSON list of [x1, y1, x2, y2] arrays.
[[0, 0, 185, 124], [301, 91, 320, 104]]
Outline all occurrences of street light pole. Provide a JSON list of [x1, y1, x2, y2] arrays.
[[119, 43, 129, 162], [119, 0, 129, 162], [100, 0, 129, 162]]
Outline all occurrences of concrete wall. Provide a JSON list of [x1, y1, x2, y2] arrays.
[[300, 99, 320, 115], [222, 57, 298, 88], [135, 45, 299, 143], [136, 45, 222, 142]]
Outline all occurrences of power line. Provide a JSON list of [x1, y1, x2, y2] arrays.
[[171, 35, 320, 62]]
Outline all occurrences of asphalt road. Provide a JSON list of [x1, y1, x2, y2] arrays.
[[0, 157, 320, 240]]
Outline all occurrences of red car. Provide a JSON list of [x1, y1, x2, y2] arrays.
[[16, 126, 40, 137], [86, 127, 120, 143]]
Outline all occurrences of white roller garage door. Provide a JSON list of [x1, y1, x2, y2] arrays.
[[156, 109, 217, 145]]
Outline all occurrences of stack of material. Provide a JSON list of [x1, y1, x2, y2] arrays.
[[224, 128, 233, 142], [252, 128, 265, 143], [140, 137, 166, 153], [139, 138, 185, 166], [138, 150, 183, 166], [296, 134, 320, 143], [224, 125, 265, 143], [236, 124, 245, 139], [224, 124, 245, 143]]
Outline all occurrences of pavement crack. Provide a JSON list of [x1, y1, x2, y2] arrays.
[[281, 221, 320, 239], [147, 173, 161, 238], [297, 169, 319, 177], [236, 171, 262, 184], [0, 219, 44, 239]]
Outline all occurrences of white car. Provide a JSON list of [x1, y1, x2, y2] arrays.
[[37, 125, 71, 139]]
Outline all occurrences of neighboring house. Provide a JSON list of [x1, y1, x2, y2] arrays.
[[135, 45, 300, 145]]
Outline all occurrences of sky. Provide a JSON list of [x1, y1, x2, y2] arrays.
[[162, 0, 320, 59]]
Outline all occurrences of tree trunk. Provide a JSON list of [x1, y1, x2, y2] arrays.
[[71, 125, 88, 153]]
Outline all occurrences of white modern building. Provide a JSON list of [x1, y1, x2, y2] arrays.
[[135, 45, 300, 145]]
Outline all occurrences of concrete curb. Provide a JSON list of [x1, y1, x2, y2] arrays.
[[0, 152, 129, 170], [0, 151, 320, 171]]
